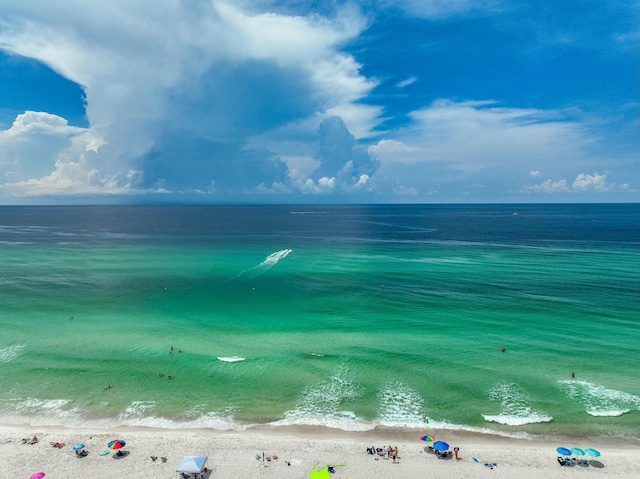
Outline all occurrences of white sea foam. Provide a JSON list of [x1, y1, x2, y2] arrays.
[[119, 400, 157, 419], [0, 344, 25, 362], [483, 382, 552, 426], [559, 379, 640, 417], [217, 356, 246, 363], [0, 398, 83, 426], [377, 381, 426, 427], [0, 396, 530, 437], [276, 364, 370, 431]]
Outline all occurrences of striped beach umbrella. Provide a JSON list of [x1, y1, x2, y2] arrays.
[[108, 440, 126, 450]]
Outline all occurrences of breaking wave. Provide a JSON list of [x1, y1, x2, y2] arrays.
[[217, 356, 246, 363], [483, 382, 552, 426], [559, 380, 640, 417], [0, 344, 25, 363]]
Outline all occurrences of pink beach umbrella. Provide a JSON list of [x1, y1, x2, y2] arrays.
[[30, 473, 45, 479]]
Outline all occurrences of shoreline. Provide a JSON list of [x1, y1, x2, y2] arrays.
[[4, 421, 640, 445], [3, 423, 639, 478]]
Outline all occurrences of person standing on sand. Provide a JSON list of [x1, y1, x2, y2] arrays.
[[454, 446, 460, 459]]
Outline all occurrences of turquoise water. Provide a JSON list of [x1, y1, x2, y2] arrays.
[[0, 204, 638, 438]]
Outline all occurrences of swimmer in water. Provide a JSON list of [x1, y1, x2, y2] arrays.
[[500, 346, 505, 352]]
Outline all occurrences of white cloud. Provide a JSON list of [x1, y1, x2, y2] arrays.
[[525, 178, 569, 193], [395, 77, 417, 88], [0, 0, 377, 197], [524, 172, 630, 194], [362, 99, 639, 200], [572, 172, 607, 192]]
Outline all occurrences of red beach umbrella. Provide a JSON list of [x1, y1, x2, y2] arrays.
[[30, 473, 45, 479]]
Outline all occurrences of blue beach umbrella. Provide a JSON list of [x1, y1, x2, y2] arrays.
[[73, 443, 85, 451], [556, 447, 572, 456], [433, 441, 450, 452], [571, 448, 585, 457]]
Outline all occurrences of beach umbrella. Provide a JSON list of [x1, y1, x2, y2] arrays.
[[30, 473, 45, 479], [433, 441, 450, 452], [556, 447, 572, 456], [72, 443, 85, 451], [108, 440, 126, 450], [585, 448, 601, 458], [571, 447, 585, 457], [420, 435, 435, 442]]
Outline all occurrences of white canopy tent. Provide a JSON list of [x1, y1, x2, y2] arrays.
[[176, 456, 208, 477]]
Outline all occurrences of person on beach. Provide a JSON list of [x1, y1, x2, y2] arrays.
[[454, 446, 460, 459], [392, 446, 399, 463]]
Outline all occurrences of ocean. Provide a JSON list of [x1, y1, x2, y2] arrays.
[[0, 204, 638, 439]]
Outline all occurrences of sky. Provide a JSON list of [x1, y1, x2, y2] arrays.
[[0, 0, 637, 204]]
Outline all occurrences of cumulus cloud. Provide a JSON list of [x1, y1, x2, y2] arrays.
[[524, 172, 630, 194], [313, 116, 379, 191], [0, 0, 378, 197], [0, 111, 139, 196]]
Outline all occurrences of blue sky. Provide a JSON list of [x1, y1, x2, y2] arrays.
[[0, 0, 637, 204]]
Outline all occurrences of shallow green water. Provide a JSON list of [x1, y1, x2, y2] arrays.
[[0, 204, 638, 438]]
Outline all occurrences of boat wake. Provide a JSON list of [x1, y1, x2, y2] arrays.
[[229, 249, 293, 280]]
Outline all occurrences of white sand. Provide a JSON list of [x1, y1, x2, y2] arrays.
[[2, 424, 639, 478]]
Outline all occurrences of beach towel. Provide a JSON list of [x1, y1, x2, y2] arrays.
[[309, 462, 331, 479]]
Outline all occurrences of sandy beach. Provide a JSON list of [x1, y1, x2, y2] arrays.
[[2, 424, 639, 478]]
